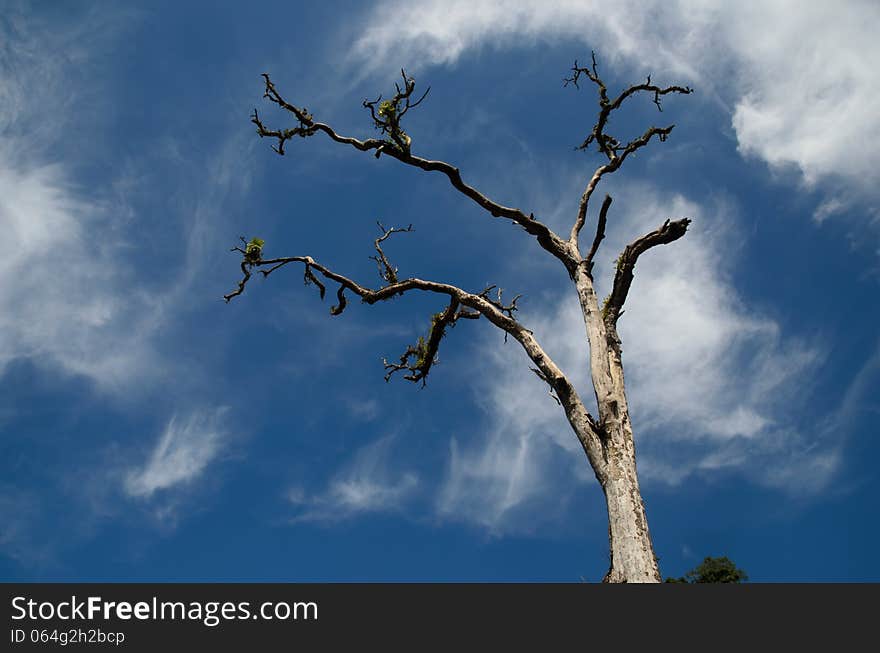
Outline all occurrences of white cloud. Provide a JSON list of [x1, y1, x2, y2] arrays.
[[352, 0, 692, 78], [437, 428, 579, 533], [345, 398, 381, 421], [353, 0, 880, 198], [723, 1, 880, 189], [0, 7, 164, 390], [439, 185, 832, 531], [287, 435, 419, 522], [604, 192, 820, 445], [125, 409, 230, 499], [0, 7, 253, 393], [0, 6, 260, 535], [0, 154, 162, 389]]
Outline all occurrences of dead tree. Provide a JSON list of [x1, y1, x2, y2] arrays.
[[226, 54, 693, 583]]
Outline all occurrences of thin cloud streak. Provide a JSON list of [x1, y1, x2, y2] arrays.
[[0, 8, 164, 391], [0, 6, 257, 394], [287, 435, 419, 523], [125, 409, 230, 499]]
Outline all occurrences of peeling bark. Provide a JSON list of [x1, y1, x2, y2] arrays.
[[602, 443, 661, 583]]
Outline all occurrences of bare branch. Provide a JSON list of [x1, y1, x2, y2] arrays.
[[455, 308, 481, 321], [476, 284, 523, 321], [330, 285, 347, 316], [224, 238, 605, 474], [223, 260, 251, 302], [568, 54, 692, 160], [362, 69, 430, 156], [223, 239, 526, 365], [570, 163, 612, 246], [303, 262, 326, 299], [569, 124, 677, 249], [585, 194, 612, 275], [369, 221, 414, 285], [609, 77, 693, 114], [563, 51, 607, 97], [615, 124, 678, 167], [530, 366, 562, 405], [383, 295, 459, 385], [253, 73, 575, 270], [603, 217, 692, 332], [566, 53, 692, 251], [223, 236, 264, 302]]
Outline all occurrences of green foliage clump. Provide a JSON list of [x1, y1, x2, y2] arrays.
[[414, 311, 447, 369], [665, 556, 748, 583], [376, 99, 411, 152], [414, 335, 428, 368], [244, 237, 265, 264], [377, 100, 396, 119], [600, 294, 611, 320]]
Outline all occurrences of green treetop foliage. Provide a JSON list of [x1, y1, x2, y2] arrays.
[[665, 556, 748, 583]]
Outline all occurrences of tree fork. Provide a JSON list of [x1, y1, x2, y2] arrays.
[[230, 54, 693, 582]]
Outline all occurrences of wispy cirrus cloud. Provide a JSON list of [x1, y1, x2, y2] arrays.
[[0, 155, 165, 389], [0, 5, 269, 542], [439, 185, 833, 532], [287, 435, 419, 523], [124, 409, 231, 499], [0, 4, 255, 393], [0, 6, 164, 390]]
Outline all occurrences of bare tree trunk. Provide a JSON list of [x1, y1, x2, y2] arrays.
[[601, 432, 660, 583], [574, 265, 661, 583]]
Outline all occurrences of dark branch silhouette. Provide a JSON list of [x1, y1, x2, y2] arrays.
[[228, 53, 695, 583]]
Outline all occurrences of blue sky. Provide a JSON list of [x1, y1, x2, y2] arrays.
[[1, 0, 878, 582]]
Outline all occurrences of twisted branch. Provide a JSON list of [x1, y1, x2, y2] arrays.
[[383, 295, 461, 384], [251, 72, 575, 270], [369, 221, 413, 285], [230, 56, 700, 483], [223, 238, 603, 467], [362, 69, 430, 156], [566, 52, 693, 251], [224, 240, 526, 371]]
